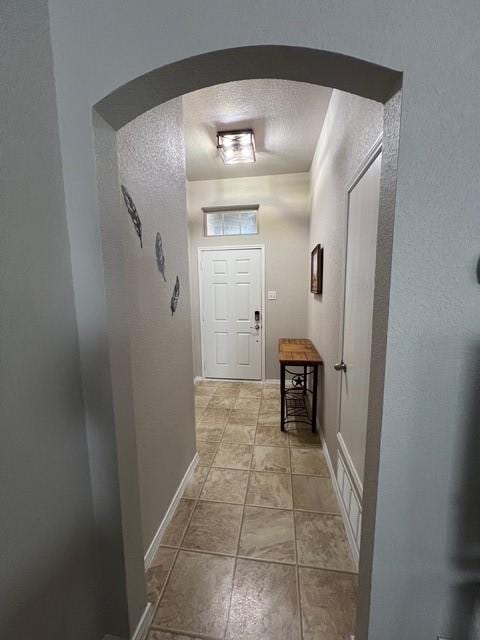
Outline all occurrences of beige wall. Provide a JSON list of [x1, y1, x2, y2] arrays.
[[116, 100, 196, 551], [308, 90, 383, 470], [187, 173, 310, 380]]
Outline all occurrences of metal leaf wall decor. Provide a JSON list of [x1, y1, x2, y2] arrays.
[[121, 185, 143, 247], [155, 232, 166, 282], [170, 276, 180, 315]]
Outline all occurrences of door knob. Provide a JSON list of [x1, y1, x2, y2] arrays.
[[334, 361, 347, 372]]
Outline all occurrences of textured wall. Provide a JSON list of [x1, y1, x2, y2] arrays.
[[308, 90, 383, 472], [117, 101, 196, 551], [187, 173, 310, 380], [46, 1, 480, 638], [0, 2, 102, 638]]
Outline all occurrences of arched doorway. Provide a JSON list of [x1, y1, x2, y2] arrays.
[[93, 45, 401, 639]]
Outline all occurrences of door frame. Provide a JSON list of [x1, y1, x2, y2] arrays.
[[336, 133, 383, 499], [197, 244, 266, 381]]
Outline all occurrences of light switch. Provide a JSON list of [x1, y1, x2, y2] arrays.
[[268, 290, 277, 300]]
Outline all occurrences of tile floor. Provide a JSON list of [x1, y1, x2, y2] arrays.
[[146, 380, 357, 640]]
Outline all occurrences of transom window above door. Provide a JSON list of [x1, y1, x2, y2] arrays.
[[202, 205, 259, 237]]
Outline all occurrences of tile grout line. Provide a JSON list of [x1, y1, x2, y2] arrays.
[[289, 433, 305, 640], [148, 545, 180, 629], [154, 543, 357, 575], [199, 399, 234, 500], [223, 548, 239, 639], [151, 622, 221, 640], [197, 384, 258, 639], [197, 457, 330, 477], [222, 389, 262, 639]]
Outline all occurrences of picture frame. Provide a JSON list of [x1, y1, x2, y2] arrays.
[[310, 244, 324, 294]]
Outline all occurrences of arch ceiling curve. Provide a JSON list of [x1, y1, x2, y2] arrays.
[[95, 45, 401, 130]]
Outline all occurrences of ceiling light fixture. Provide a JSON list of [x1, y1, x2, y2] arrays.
[[216, 129, 256, 165]]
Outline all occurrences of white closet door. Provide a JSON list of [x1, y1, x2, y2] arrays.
[[338, 150, 382, 488]]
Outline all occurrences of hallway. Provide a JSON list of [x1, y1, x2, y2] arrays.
[[145, 380, 357, 640]]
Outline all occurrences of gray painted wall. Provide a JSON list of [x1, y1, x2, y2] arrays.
[[0, 2, 103, 638], [308, 91, 384, 473], [40, 1, 480, 637], [187, 174, 310, 380], [93, 111, 147, 632], [117, 101, 196, 551]]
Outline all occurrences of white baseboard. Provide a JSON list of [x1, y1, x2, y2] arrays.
[[131, 602, 153, 640], [320, 432, 360, 570], [195, 376, 268, 384], [195, 376, 284, 385], [144, 453, 199, 569], [264, 379, 296, 387]]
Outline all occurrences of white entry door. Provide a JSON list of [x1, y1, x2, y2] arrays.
[[337, 144, 382, 490], [200, 247, 263, 380]]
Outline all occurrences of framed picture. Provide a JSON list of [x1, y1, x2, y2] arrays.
[[310, 244, 323, 294]]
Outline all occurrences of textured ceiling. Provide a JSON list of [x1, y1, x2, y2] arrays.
[[183, 79, 332, 181]]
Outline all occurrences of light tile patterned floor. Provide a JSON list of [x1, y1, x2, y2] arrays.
[[147, 380, 357, 640]]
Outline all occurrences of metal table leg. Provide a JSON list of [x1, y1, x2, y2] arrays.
[[280, 363, 286, 431], [311, 364, 318, 433]]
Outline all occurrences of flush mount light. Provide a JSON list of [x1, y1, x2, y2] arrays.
[[216, 129, 256, 165]]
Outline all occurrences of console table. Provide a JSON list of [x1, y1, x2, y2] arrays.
[[278, 338, 323, 433]]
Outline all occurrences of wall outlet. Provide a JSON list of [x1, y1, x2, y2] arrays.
[[268, 290, 277, 300]]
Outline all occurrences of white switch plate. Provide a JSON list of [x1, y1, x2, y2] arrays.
[[268, 290, 277, 300]]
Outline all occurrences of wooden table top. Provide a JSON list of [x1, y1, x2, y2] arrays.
[[278, 338, 323, 365]]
